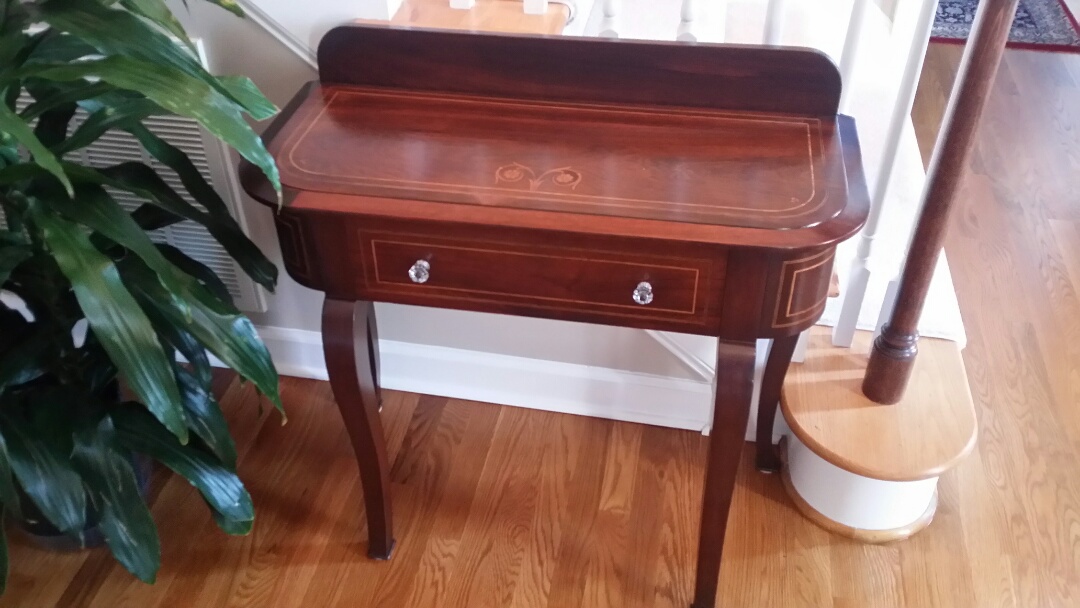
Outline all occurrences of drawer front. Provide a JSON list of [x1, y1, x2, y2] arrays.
[[355, 230, 722, 328]]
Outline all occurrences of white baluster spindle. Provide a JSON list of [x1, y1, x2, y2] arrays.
[[677, 0, 698, 41], [831, 0, 939, 347], [449, 0, 475, 10], [599, 0, 619, 38], [838, 0, 869, 112], [763, 0, 786, 45]]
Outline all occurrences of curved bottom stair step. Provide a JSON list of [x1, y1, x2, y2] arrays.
[[778, 325, 977, 541]]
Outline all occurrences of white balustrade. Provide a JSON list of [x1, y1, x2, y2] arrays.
[[831, 0, 939, 347]]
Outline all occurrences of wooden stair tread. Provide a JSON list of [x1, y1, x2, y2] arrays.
[[366, 0, 569, 36], [781, 326, 977, 481]]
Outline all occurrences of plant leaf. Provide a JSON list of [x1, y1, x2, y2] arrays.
[[175, 365, 237, 468], [72, 416, 160, 584], [42, 183, 219, 318], [157, 243, 233, 307], [0, 102, 72, 196], [75, 160, 277, 291], [19, 80, 113, 122], [121, 0, 195, 52], [0, 406, 86, 534], [21, 56, 280, 199], [37, 0, 265, 119], [56, 98, 162, 155], [112, 405, 254, 529], [122, 258, 283, 417], [215, 76, 276, 121], [27, 201, 188, 442]]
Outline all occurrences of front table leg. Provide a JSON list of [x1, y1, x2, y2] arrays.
[[322, 297, 395, 559], [691, 340, 756, 608]]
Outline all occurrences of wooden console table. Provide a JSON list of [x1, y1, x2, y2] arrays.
[[241, 25, 869, 608]]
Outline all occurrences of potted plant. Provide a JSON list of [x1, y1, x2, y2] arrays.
[[0, 0, 284, 591]]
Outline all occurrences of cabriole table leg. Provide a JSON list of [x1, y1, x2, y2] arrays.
[[691, 340, 755, 608], [322, 297, 396, 559]]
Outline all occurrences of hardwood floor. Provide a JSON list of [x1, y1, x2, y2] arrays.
[[4, 44, 1080, 607]]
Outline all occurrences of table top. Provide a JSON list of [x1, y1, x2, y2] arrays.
[[244, 25, 869, 250], [271, 84, 848, 231]]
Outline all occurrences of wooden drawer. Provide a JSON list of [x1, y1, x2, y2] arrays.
[[354, 229, 723, 328]]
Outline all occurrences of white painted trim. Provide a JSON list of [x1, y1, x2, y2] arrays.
[[787, 434, 938, 531], [643, 330, 713, 381], [253, 324, 724, 433], [234, 0, 318, 68]]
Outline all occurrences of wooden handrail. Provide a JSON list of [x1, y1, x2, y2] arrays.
[[862, 0, 1021, 404]]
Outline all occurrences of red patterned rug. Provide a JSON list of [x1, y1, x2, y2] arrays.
[[932, 0, 1080, 53]]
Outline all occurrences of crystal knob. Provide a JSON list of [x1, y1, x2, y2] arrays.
[[408, 259, 430, 284], [632, 281, 653, 305]]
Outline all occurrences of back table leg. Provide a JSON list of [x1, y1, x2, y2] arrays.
[[754, 334, 799, 472], [322, 297, 395, 559], [691, 340, 756, 608]]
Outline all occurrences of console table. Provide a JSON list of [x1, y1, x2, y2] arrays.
[[241, 25, 869, 608]]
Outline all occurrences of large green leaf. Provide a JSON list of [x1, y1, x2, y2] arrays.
[[0, 102, 72, 196], [28, 202, 188, 442], [122, 259, 283, 416], [215, 76, 277, 121], [21, 56, 280, 199], [121, 0, 195, 52], [75, 160, 277, 291], [0, 406, 86, 534], [36, 0, 268, 120], [19, 80, 112, 122], [72, 417, 160, 584], [56, 98, 162, 155], [113, 406, 253, 530], [42, 183, 230, 317], [175, 365, 237, 468], [157, 244, 233, 307]]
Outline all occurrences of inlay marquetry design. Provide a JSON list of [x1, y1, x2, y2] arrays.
[[495, 162, 582, 191], [772, 249, 835, 329]]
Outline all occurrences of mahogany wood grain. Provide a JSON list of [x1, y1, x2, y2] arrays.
[[692, 340, 755, 608], [863, 0, 1021, 403], [317, 25, 842, 115], [321, 298, 394, 559], [755, 334, 799, 472]]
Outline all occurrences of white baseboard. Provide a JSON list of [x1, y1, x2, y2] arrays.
[[252, 324, 779, 437]]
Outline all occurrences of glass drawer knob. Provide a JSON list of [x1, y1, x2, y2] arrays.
[[408, 259, 430, 284], [633, 281, 654, 305]]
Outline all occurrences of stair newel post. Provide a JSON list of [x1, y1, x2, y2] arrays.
[[862, 0, 1021, 404]]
